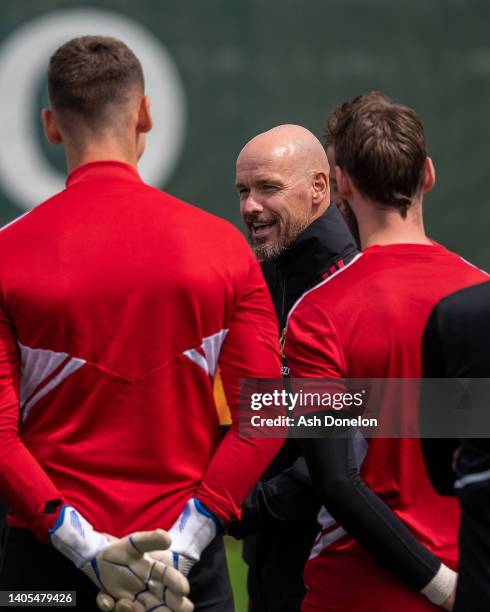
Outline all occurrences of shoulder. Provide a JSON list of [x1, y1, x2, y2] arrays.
[[0, 191, 65, 244], [287, 252, 365, 322], [145, 185, 248, 245], [431, 279, 490, 326]]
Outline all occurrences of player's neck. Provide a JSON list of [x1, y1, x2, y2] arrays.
[[64, 140, 139, 175], [357, 199, 431, 248]]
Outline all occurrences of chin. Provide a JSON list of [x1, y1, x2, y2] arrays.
[[252, 239, 286, 261]]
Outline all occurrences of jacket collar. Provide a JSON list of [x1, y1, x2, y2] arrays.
[[274, 204, 358, 283]]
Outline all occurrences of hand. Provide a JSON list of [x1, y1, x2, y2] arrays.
[[49, 505, 188, 611], [145, 549, 194, 578], [82, 530, 180, 605], [440, 590, 456, 611], [96, 583, 193, 612], [95, 535, 193, 612], [420, 563, 457, 610], [166, 498, 220, 576]]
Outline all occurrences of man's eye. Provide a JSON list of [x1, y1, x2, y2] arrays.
[[263, 185, 278, 192]]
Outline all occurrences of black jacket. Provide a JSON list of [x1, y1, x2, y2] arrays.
[[261, 204, 358, 331], [229, 205, 358, 612], [421, 279, 490, 494]]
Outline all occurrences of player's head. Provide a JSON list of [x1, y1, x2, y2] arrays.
[[236, 124, 330, 260], [42, 36, 152, 161], [331, 92, 435, 220]]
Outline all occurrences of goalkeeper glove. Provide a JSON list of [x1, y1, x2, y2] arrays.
[[162, 498, 221, 576], [49, 505, 185, 608], [95, 536, 193, 612]]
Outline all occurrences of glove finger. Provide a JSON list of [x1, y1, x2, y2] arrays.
[[96, 592, 116, 612], [114, 599, 137, 612], [150, 562, 190, 596], [127, 530, 171, 558], [165, 589, 194, 612], [149, 550, 173, 564], [135, 591, 169, 611]]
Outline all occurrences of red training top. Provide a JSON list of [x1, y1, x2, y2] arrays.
[[285, 243, 487, 611], [0, 161, 282, 542]]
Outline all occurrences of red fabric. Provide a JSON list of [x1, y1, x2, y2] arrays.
[[302, 540, 445, 611], [285, 243, 487, 609], [0, 161, 282, 542]]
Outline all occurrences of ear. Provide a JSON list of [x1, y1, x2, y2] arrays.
[[137, 96, 153, 134], [311, 170, 329, 207], [422, 157, 436, 193], [336, 166, 353, 199], [41, 108, 63, 145]]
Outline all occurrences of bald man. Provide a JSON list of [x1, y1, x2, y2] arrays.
[[229, 125, 358, 612]]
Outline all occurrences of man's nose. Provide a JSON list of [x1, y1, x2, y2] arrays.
[[241, 194, 264, 216]]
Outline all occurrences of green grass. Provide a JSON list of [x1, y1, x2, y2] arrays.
[[224, 536, 248, 612]]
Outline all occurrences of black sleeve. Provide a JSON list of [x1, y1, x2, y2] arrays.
[[420, 306, 459, 496], [226, 455, 320, 540], [298, 432, 440, 591]]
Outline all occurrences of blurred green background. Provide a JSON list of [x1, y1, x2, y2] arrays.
[[0, 2, 489, 609], [0, 1, 489, 268], [225, 537, 248, 611]]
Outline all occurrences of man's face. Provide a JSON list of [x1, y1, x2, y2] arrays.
[[236, 152, 312, 260]]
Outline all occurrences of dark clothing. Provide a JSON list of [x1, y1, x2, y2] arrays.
[[456, 482, 490, 612], [0, 528, 233, 612], [261, 204, 358, 331], [230, 205, 358, 612], [0, 500, 6, 562], [421, 279, 490, 612]]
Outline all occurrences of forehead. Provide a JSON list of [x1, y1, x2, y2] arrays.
[[235, 150, 297, 184]]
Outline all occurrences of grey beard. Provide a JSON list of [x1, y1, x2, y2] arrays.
[[252, 240, 289, 261], [249, 216, 311, 261]]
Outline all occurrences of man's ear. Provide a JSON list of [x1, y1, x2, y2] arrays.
[[311, 170, 329, 206], [336, 166, 353, 199], [41, 108, 63, 145], [422, 157, 436, 193], [137, 96, 153, 134]]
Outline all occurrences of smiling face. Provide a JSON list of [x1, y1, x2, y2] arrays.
[[236, 125, 330, 260], [236, 152, 312, 259]]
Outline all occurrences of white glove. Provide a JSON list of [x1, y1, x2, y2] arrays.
[[49, 505, 186, 610], [163, 498, 221, 576], [96, 586, 194, 612], [95, 536, 194, 612]]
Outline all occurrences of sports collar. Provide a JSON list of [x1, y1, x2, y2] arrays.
[[66, 161, 142, 187]]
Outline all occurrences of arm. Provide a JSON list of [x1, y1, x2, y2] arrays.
[[195, 256, 284, 522], [0, 302, 190, 609], [168, 255, 284, 573], [285, 302, 456, 606], [0, 301, 65, 541], [298, 433, 440, 589]]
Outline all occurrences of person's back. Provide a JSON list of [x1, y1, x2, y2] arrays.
[[285, 92, 486, 611], [289, 242, 486, 603], [0, 159, 277, 537], [0, 35, 282, 612]]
